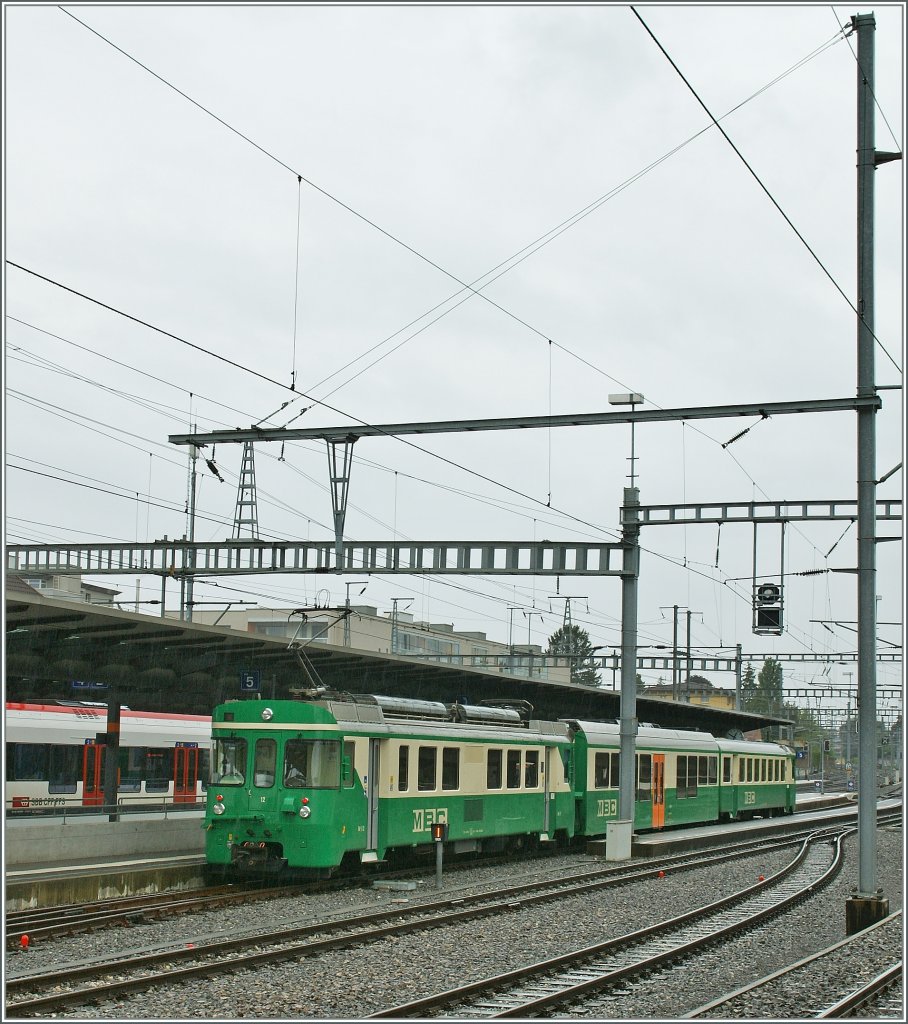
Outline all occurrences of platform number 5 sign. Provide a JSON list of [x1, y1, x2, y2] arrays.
[[240, 669, 261, 692]]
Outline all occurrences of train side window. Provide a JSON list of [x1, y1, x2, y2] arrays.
[[119, 747, 143, 792], [698, 756, 709, 785], [561, 748, 573, 788], [678, 755, 698, 799], [145, 748, 174, 793], [199, 749, 210, 790], [722, 757, 731, 783], [636, 753, 652, 802], [610, 752, 620, 787], [442, 747, 460, 791], [418, 746, 437, 791], [746, 759, 753, 782], [708, 756, 717, 785], [524, 750, 539, 788], [48, 745, 79, 794], [343, 741, 355, 787], [487, 749, 502, 789], [676, 755, 687, 798], [763, 759, 769, 782], [776, 760, 781, 781], [593, 752, 608, 788], [7, 743, 47, 781], [253, 738, 276, 788], [738, 759, 745, 782], [506, 749, 521, 789], [398, 745, 409, 792]]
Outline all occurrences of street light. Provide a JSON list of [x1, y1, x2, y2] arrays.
[[609, 393, 644, 487]]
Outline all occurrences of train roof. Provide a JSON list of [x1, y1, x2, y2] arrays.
[[565, 719, 721, 750], [715, 736, 794, 756]]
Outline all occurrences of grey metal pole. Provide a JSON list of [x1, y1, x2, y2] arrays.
[[848, 11, 888, 933], [185, 433, 198, 622], [435, 836, 444, 889], [685, 609, 692, 701], [618, 487, 640, 828], [855, 9, 878, 896], [735, 644, 743, 711], [103, 699, 121, 823], [672, 605, 679, 700]]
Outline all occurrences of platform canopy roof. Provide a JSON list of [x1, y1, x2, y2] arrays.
[[5, 585, 788, 735]]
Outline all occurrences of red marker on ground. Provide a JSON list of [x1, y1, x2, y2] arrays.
[[20, 935, 29, 950]]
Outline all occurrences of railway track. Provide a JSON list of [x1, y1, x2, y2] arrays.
[[7, 809, 871, 952], [4, 883, 304, 949], [368, 829, 849, 1018], [4, 826, 853, 1018], [818, 962, 903, 1018], [684, 910, 902, 1019]]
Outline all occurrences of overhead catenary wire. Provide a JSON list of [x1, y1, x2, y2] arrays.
[[631, 5, 902, 375], [8, 18, 888, 647]]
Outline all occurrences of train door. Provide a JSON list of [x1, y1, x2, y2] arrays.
[[543, 746, 552, 837], [652, 754, 665, 828], [364, 738, 380, 857], [173, 742, 200, 803], [82, 740, 105, 806]]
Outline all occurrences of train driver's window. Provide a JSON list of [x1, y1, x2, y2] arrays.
[[418, 746, 437, 791], [524, 750, 539, 788], [487, 749, 502, 789], [253, 738, 276, 788], [212, 737, 247, 786], [398, 745, 409, 792], [722, 757, 732, 783], [506, 749, 521, 789]]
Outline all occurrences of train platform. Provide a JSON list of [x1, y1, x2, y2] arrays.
[[5, 811, 207, 911], [619, 792, 895, 859]]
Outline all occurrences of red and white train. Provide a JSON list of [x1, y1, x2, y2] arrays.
[[5, 701, 212, 812]]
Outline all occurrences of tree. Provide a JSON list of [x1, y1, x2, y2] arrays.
[[742, 658, 784, 739], [546, 624, 601, 687]]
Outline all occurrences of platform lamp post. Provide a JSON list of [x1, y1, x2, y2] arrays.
[[609, 392, 644, 861]]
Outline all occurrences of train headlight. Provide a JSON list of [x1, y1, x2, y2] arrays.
[[261, 707, 274, 721], [299, 805, 311, 818], [213, 794, 226, 815]]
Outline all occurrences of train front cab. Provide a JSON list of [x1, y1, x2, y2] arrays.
[[205, 700, 577, 875], [206, 702, 364, 874]]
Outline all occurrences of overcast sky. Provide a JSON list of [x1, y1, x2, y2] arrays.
[[4, 3, 904, 710]]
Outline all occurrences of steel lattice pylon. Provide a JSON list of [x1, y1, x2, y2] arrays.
[[232, 441, 260, 539]]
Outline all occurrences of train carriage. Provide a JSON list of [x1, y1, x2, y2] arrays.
[[5, 701, 211, 811], [715, 737, 797, 820], [567, 721, 724, 833], [207, 695, 575, 874], [205, 693, 797, 877]]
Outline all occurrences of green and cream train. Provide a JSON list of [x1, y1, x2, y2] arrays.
[[204, 693, 796, 876]]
